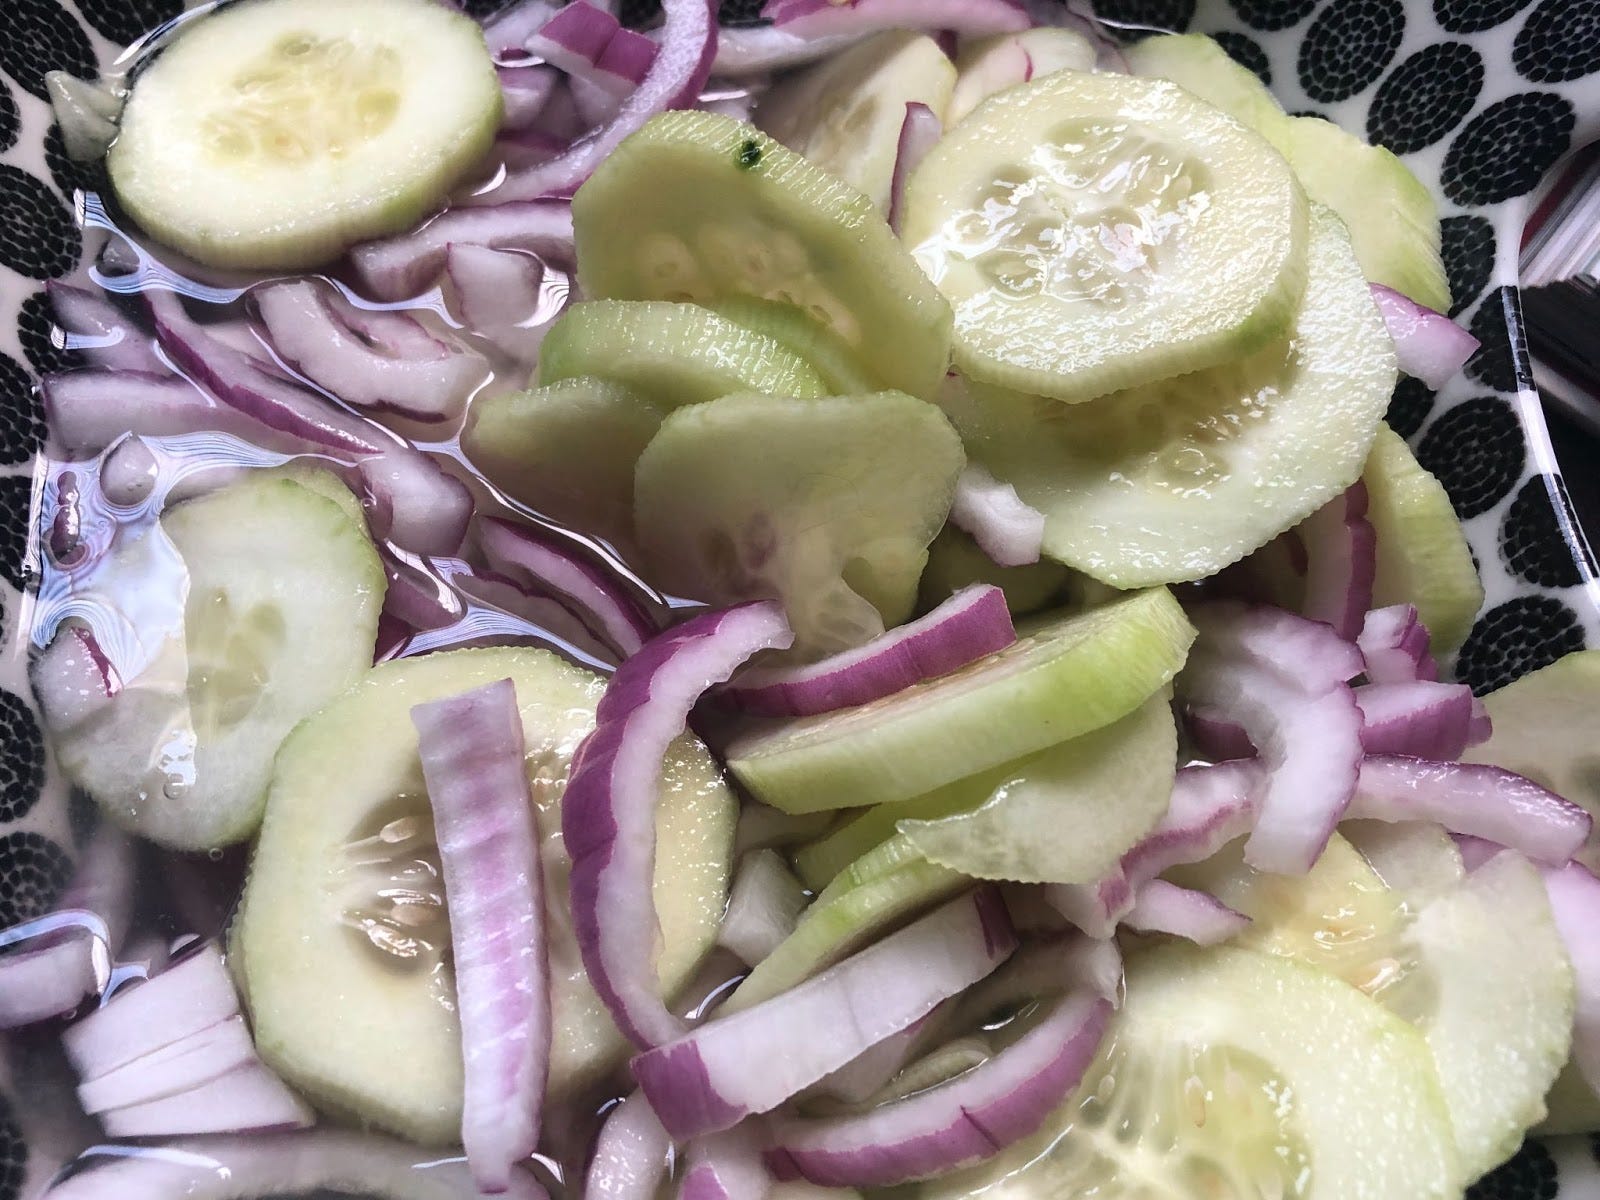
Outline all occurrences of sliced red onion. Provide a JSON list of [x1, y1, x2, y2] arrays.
[[1357, 604, 1440, 684], [632, 889, 1016, 1140], [1047, 762, 1263, 935], [1183, 706, 1256, 762], [41, 371, 280, 458], [63, 942, 241, 1080], [601, 28, 660, 87], [43, 1131, 551, 1200], [354, 454, 475, 558], [97, 1063, 314, 1138], [706, 26, 868, 75], [1346, 756, 1590, 866], [253, 281, 484, 425], [444, 244, 568, 362], [1369, 284, 1480, 390], [413, 679, 549, 1194], [1541, 861, 1600, 1099], [716, 849, 808, 967], [46, 282, 164, 373], [888, 102, 943, 238], [723, 585, 1013, 717], [0, 918, 103, 1030], [1178, 605, 1363, 874], [810, 1011, 940, 1105], [526, 2, 621, 78], [351, 201, 576, 302], [679, 1129, 770, 1200], [1122, 879, 1250, 945], [587, 1093, 673, 1200], [565, 602, 794, 1049], [946, 465, 1044, 568], [77, 1015, 256, 1114], [767, 987, 1108, 1186], [498, 127, 575, 170], [479, 516, 658, 658], [1468, 696, 1493, 746], [500, 65, 560, 129], [763, 0, 1031, 38], [488, 0, 716, 202], [1354, 680, 1477, 760], [1296, 483, 1375, 642], [484, 0, 564, 60]]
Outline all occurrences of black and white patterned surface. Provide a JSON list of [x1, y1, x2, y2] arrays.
[[0, 0, 1597, 1193]]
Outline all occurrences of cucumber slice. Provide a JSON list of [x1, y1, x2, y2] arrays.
[[897, 690, 1177, 884], [1176, 833, 1572, 1179], [1124, 33, 1287, 135], [1407, 849, 1573, 1178], [41, 474, 382, 850], [633, 391, 965, 656], [1125, 34, 1449, 311], [537, 301, 829, 406], [1273, 118, 1450, 314], [1342, 819, 1466, 905], [909, 944, 1461, 1199], [1464, 651, 1600, 872], [108, 0, 500, 270], [258, 463, 370, 531], [573, 111, 954, 399], [917, 526, 1072, 617], [709, 297, 880, 394], [755, 31, 957, 212], [902, 70, 1308, 402], [234, 647, 736, 1143], [1363, 425, 1483, 654], [947, 29, 1098, 127], [723, 837, 965, 1014], [725, 588, 1195, 813], [460, 377, 662, 550], [944, 204, 1395, 587]]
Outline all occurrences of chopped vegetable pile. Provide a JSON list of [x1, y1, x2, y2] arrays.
[[5, 1, 1599, 1198]]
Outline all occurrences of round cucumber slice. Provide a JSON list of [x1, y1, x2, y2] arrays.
[[40, 474, 382, 850], [1125, 33, 1288, 136], [1464, 650, 1600, 873], [755, 30, 957, 212], [944, 205, 1396, 587], [902, 70, 1309, 402], [633, 391, 966, 657], [108, 0, 500, 270], [537, 301, 829, 407], [725, 588, 1195, 813], [1363, 425, 1484, 655], [909, 944, 1461, 1199], [1175, 833, 1573, 1180], [461, 377, 662, 550], [234, 647, 736, 1144], [946, 28, 1098, 127], [898, 690, 1177, 884], [709, 297, 880, 394], [573, 110, 954, 399]]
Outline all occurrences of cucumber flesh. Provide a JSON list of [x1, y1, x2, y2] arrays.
[[109, 0, 501, 269], [755, 31, 957, 212], [1126, 33, 1449, 311], [1464, 651, 1600, 872], [903, 70, 1308, 402], [725, 588, 1195, 813], [945, 205, 1396, 587], [574, 111, 954, 399], [234, 647, 736, 1143], [1363, 424, 1484, 654], [39, 474, 382, 850], [899, 690, 1177, 884], [460, 377, 662, 550], [917, 526, 1073, 618], [709, 297, 880, 394], [947, 29, 1098, 128], [908, 944, 1461, 1199], [633, 391, 966, 657], [537, 300, 829, 406]]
